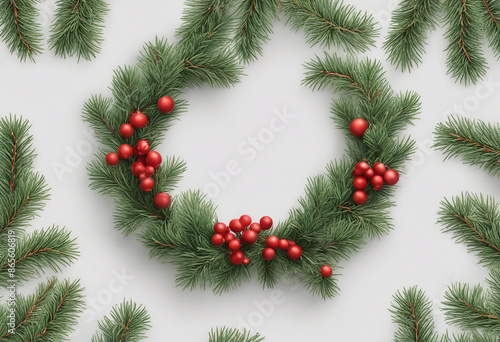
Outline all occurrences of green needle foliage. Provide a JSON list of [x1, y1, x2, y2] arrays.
[[434, 116, 500, 178], [0, 0, 43, 61], [86, 0, 419, 299], [280, 0, 378, 53], [48, 0, 109, 61], [383, 0, 441, 72], [91, 300, 151, 342], [209, 328, 263, 342]]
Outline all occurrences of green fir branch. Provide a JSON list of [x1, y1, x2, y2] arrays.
[[91, 300, 151, 342], [281, 0, 379, 53], [480, 0, 500, 57], [208, 328, 264, 342], [48, 0, 109, 61], [0, 0, 43, 61], [383, 0, 441, 71], [434, 116, 500, 178], [443, 0, 487, 85]]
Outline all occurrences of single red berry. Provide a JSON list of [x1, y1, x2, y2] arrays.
[[373, 162, 386, 175], [119, 124, 134, 138], [288, 241, 295, 247], [260, 216, 273, 230], [266, 236, 279, 249], [140, 177, 154, 192], [158, 96, 175, 114], [145, 166, 155, 177], [154, 192, 171, 209], [262, 247, 276, 261], [321, 265, 333, 278], [241, 230, 258, 244], [146, 151, 162, 169], [105, 153, 119, 166], [135, 139, 150, 156], [229, 219, 244, 233], [138, 173, 147, 181], [212, 234, 224, 246], [353, 190, 368, 205], [354, 161, 370, 176], [228, 239, 241, 251], [349, 118, 369, 137], [230, 251, 245, 265], [249, 223, 261, 233], [117, 144, 133, 159], [278, 239, 289, 251], [353, 176, 368, 190], [242, 257, 250, 266], [224, 233, 235, 244], [131, 161, 146, 176], [130, 111, 148, 128], [364, 168, 374, 179], [371, 175, 384, 188], [239, 215, 252, 228], [287, 245, 302, 260], [214, 222, 227, 235], [383, 169, 400, 186]]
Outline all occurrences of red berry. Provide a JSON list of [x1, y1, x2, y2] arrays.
[[278, 239, 289, 251], [146, 151, 162, 169], [364, 168, 374, 179], [140, 177, 154, 192], [242, 257, 250, 266], [145, 166, 155, 177], [158, 96, 175, 114], [239, 215, 252, 228], [373, 185, 382, 192], [266, 236, 279, 249], [371, 175, 384, 188], [353, 190, 368, 205], [262, 247, 276, 261], [260, 216, 273, 230], [214, 222, 227, 235], [288, 241, 295, 247], [229, 219, 244, 233], [241, 230, 258, 244], [353, 176, 368, 190], [130, 111, 148, 128], [224, 233, 235, 244], [350, 118, 369, 137], [373, 162, 386, 175], [249, 223, 261, 233], [230, 251, 244, 265], [138, 173, 147, 181], [228, 239, 241, 251], [354, 161, 370, 176], [117, 144, 133, 159], [136, 155, 147, 164], [287, 245, 302, 260], [383, 169, 400, 186], [321, 265, 333, 278], [131, 162, 146, 176], [154, 192, 171, 209], [135, 139, 150, 156], [119, 124, 134, 138], [212, 234, 224, 246], [105, 153, 119, 166]]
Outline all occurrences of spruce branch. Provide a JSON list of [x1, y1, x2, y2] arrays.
[[208, 328, 264, 342], [444, 0, 487, 84], [383, 0, 441, 71], [48, 0, 109, 61], [434, 116, 500, 178], [0, 226, 78, 288], [281, 0, 379, 53], [232, 0, 280, 63], [480, 0, 500, 57], [0, 0, 43, 61], [91, 300, 151, 342]]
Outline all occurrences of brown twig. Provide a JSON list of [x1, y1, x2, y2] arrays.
[[449, 133, 500, 155], [2, 247, 65, 269], [455, 214, 500, 253], [118, 315, 133, 342], [11, 0, 33, 53], [154, 240, 177, 248], [10, 131, 17, 192], [459, 0, 472, 62], [241, 1, 258, 36], [482, 0, 499, 26], [1, 196, 29, 234], [291, 0, 360, 33], [320, 70, 373, 102], [409, 301, 419, 342], [459, 299, 500, 320], [72, 0, 80, 13], [337, 205, 352, 210], [100, 112, 116, 134], [37, 283, 73, 337], [185, 59, 208, 69]]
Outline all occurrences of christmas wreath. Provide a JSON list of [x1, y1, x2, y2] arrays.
[[85, 0, 420, 300]]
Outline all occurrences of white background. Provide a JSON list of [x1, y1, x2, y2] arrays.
[[1, 0, 500, 340]]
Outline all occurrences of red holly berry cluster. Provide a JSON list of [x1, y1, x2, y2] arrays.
[[105, 96, 175, 210], [352, 161, 399, 205]]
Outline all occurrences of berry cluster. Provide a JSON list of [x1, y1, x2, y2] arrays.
[[105, 96, 175, 210], [352, 161, 399, 205]]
